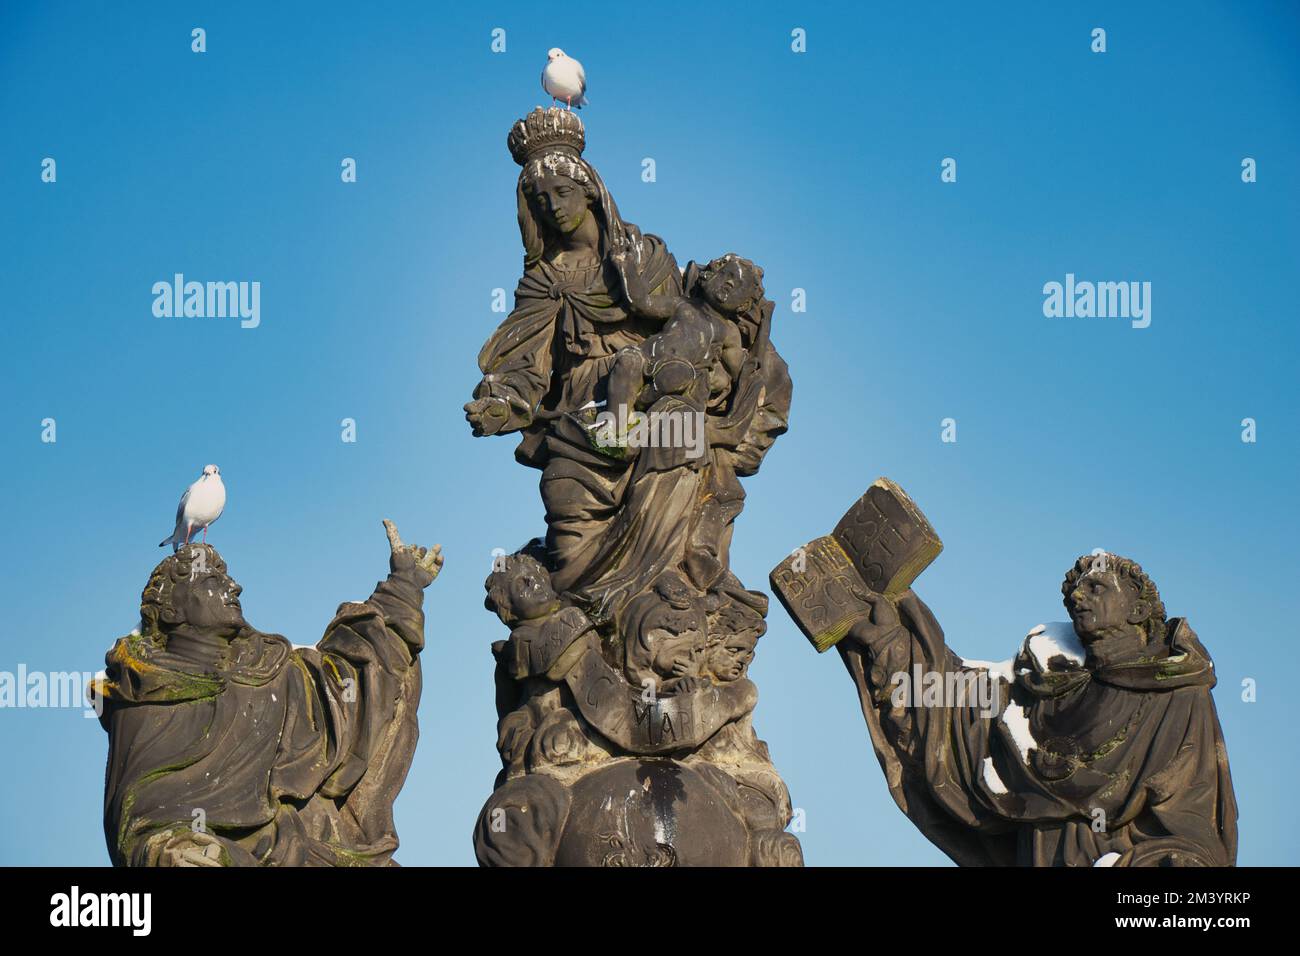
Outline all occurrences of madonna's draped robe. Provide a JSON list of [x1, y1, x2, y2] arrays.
[[474, 228, 681, 590]]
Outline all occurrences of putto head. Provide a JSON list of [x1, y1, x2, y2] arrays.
[[485, 551, 559, 625], [707, 601, 766, 681], [697, 253, 764, 315]]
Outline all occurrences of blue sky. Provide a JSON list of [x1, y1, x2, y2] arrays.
[[1, 0, 1296, 866]]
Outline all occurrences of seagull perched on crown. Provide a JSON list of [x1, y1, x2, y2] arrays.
[[542, 48, 587, 110]]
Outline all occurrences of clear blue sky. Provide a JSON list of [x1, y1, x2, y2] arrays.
[[1, 1, 1296, 866]]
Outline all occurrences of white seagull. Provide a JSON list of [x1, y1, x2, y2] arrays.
[[159, 464, 226, 552], [542, 48, 587, 110]]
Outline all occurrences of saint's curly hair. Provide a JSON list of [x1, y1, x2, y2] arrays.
[[1061, 552, 1168, 645], [139, 544, 226, 633]]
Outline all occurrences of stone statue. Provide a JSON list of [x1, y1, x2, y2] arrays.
[[771, 482, 1238, 867], [467, 107, 801, 866], [92, 521, 442, 866]]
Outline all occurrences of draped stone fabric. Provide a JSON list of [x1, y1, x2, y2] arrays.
[[557, 335, 791, 622], [471, 108, 802, 867], [838, 592, 1238, 867], [94, 572, 426, 867], [474, 227, 680, 469]]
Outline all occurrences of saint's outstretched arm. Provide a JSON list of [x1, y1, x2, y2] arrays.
[[273, 522, 442, 864], [837, 591, 1020, 866]]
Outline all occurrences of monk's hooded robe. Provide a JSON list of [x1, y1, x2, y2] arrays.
[[94, 569, 425, 867], [839, 592, 1237, 867]]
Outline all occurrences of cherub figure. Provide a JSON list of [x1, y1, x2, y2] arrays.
[[606, 249, 764, 426], [621, 572, 710, 694], [485, 551, 595, 779], [705, 600, 766, 682]]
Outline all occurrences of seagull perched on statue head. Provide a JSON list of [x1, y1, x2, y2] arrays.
[[159, 464, 226, 552], [542, 48, 587, 110]]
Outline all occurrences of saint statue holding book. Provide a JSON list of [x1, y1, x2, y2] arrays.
[[772, 482, 1238, 866]]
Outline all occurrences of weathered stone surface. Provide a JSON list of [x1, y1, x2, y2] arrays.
[[467, 107, 800, 866], [93, 522, 441, 866], [771, 478, 942, 652], [772, 487, 1238, 867]]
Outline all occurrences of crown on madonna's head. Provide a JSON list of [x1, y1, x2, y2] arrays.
[[508, 107, 586, 166]]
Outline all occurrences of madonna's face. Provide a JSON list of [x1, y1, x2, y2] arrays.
[[528, 172, 591, 235]]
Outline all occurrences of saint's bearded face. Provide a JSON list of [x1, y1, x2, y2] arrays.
[[169, 566, 246, 632], [1066, 569, 1141, 642], [528, 172, 591, 235]]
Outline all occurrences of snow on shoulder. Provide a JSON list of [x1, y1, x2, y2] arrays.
[[1024, 621, 1086, 671]]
